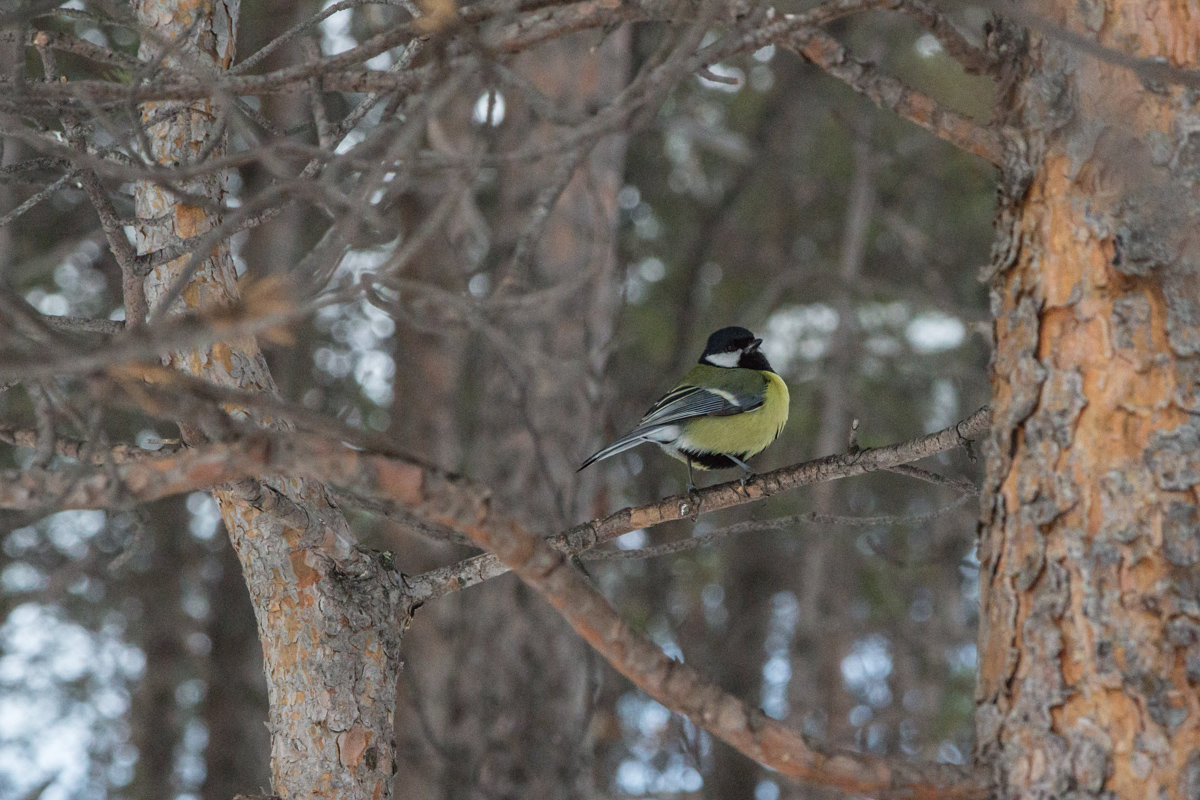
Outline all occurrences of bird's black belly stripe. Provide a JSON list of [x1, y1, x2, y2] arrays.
[[680, 450, 748, 470]]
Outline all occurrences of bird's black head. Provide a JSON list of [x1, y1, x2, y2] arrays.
[[699, 326, 774, 372]]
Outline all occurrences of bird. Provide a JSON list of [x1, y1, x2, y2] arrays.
[[579, 326, 789, 490]]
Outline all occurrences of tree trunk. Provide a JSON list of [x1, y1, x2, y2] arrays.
[[127, 497, 192, 800], [979, 4, 1200, 798], [132, 2, 404, 798], [201, 528, 271, 800], [390, 25, 629, 799]]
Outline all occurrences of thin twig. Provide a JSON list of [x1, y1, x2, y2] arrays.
[[582, 494, 975, 561], [407, 406, 991, 601]]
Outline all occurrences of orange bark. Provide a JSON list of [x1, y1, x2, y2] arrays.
[[979, 3, 1200, 798], [132, 2, 403, 799]]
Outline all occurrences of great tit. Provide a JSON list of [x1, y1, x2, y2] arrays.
[[579, 326, 789, 488]]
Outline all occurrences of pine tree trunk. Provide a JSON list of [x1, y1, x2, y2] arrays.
[[979, 4, 1200, 798], [132, 2, 404, 798]]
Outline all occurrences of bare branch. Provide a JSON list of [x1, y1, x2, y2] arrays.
[[0, 422, 177, 463], [884, 0, 991, 74], [581, 494, 975, 561], [446, 474, 989, 799], [0, 405, 992, 796], [37, 315, 124, 336], [887, 463, 980, 495], [398, 405, 990, 601], [784, 27, 1003, 164], [0, 279, 344, 384]]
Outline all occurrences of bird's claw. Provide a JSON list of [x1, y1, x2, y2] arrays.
[[681, 484, 702, 520]]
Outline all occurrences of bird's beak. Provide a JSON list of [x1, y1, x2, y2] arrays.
[[749, 338, 763, 351]]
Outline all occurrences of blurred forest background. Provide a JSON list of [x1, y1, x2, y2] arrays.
[[0, 1, 996, 798]]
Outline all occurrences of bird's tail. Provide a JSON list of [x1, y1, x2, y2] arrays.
[[577, 431, 654, 472]]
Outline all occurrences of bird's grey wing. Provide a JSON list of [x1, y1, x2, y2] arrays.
[[578, 385, 762, 471], [638, 384, 763, 427]]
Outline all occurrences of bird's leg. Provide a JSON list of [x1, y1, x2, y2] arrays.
[[728, 454, 754, 495], [684, 456, 702, 519]]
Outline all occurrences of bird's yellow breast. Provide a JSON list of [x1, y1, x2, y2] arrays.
[[678, 370, 789, 459]]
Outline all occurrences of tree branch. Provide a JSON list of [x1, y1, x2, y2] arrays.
[[785, 27, 1002, 165], [0, 396, 990, 795], [0, 402, 988, 592], [446, 471, 990, 799], [580, 494, 974, 561], [405, 405, 990, 601]]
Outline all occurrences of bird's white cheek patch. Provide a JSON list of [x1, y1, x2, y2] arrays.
[[703, 351, 740, 368]]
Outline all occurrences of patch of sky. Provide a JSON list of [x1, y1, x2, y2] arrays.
[[906, 311, 966, 354], [354, 349, 395, 406], [638, 256, 666, 283], [177, 718, 209, 786], [186, 631, 212, 657], [946, 643, 977, 675], [135, 429, 165, 451], [613, 692, 705, 793], [926, 378, 960, 432], [182, 583, 210, 621], [615, 529, 647, 550], [3, 526, 38, 558], [762, 304, 840, 374], [45, 511, 106, 560], [960, 547, 980, 604], [317, 348, 350, 378], [25, 239, 111, 319], [336, 129, 365, 155], [664, 125, 693, 166], [699, 64, 744, 92], [915, 32, 944, 57], [186, 492, 221, 540], [1, 563, 46, 594], [472, 91, 506, 126], [468, 272, 490, 297], [310, 249, 401, 413], [760, 591, 799, 719], [938, 741, 965, 764], [79, 26, 107, 48], [841, 633, 893, 708], [756, 780, 780, 800], [320, 0, 392, 69], [857, 301, 909, 329], [633, 206, 661, 240], [865, 334, 903, 357], [618, 185, 641, 210], [750, 64, 774, 92], [848, 703, 873, 727], [616, 757, 703, 795], [0, 604, 140, 800], [700, 583, 727, 629], [648, 622, 684, 662], [25, 288, 69, 317]]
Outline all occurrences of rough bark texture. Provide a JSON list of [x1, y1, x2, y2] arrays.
[[979, 4, 1200, 798], [132, 2, 404, 798]]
